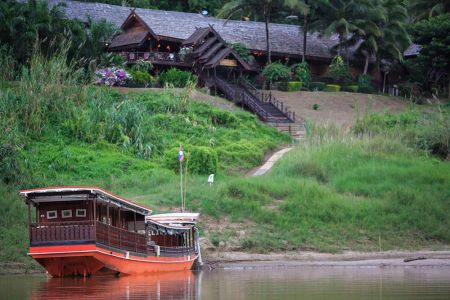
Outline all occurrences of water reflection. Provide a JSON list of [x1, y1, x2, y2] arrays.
[[1, 267, 450, 300], [31, 271, 199, 300]]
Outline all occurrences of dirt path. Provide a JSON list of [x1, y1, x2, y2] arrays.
[[250, 147, 294, 176]]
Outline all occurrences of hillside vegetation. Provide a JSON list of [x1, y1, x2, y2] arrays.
[[0, 50, 449, 269], [0, 50, 288, 265]]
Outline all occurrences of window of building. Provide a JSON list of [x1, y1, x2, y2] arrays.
[[61, 210, 72, 218], [47, 210, 57, 219], [76, 209, 86, 218]]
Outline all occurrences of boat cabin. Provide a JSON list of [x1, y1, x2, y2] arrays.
[[20, 187, 199, 262]]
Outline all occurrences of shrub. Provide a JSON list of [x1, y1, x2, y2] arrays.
[[357, 74, 374, 94], [325, 84, 341, 92], [327, 56, 353, 85], [309, 82, 326, 91], [358, 86, 374, 94], [291, 62, 311, 85], [358, 74, 371, 88], [262, 62, 291, 83], [132, 60, 153, 73], [278, 81, 302, 92], [129, 70, 155, 87], [94, 67, 131, 86], [159, 68, 195, 88], [164, 146, 218, 174], [0, 142, 23, 185], [312, 104, 320, 110], [342, 85, 358, 93], [288, 81, 302, 91], [99, 52, 126, 68], [230, 42, 250, 61]]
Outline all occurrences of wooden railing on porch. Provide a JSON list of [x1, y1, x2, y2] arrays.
[[119, 51, 193, 65]]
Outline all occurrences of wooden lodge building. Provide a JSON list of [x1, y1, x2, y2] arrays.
[[41, 0, 420, 134], [45, 0, 364, 77]]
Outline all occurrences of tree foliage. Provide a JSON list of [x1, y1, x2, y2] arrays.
[[0, 0, 118, 68], [411, 13, 450, 97], [218, 0, 283, 63], [262, 62, 291, 82]]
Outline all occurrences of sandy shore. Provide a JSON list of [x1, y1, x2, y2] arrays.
[[3, 250, 450, 275], [202, 250, 450, 270]]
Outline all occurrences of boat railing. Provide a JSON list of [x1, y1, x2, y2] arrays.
[[30, 220, 95, 244], [29, 221, 194, 257], [159, 246, 196, 256], [96, 221, 147, 255]]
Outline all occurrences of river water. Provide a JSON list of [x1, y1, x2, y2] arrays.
[[1, 267, 450, 300]]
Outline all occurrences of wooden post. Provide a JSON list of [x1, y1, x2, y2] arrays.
[[134, 211, 137, 232], [107, 202, 110, 246], [118, 207, 121, 249], [93, 198, 97, 240], [93, 198, 97, 223], [27, 199, 31, 243], [135, 232, 138, 254]]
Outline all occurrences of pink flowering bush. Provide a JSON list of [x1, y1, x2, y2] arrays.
[[94, 67, 131, 86]]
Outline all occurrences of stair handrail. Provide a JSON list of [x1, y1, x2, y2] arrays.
[[212, 75, 270, 121], [238, 79, 296, 123]]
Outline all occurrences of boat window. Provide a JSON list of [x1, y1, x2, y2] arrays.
[[62, 210, 72, 218], [47, 210, 57, 219], [76, 209, 87, 217]]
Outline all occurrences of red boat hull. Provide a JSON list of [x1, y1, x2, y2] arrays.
[[29, 244, 197, 277]]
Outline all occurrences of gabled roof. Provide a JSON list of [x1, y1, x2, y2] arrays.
[[182, 27, 211, 47], [109, 11, 158, 50], [109, 26, 149, 50], [185, 25, 251, 70], [45, 0, 339, 59]]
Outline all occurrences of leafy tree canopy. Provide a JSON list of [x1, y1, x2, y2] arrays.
[[412, 13, 450, 70]]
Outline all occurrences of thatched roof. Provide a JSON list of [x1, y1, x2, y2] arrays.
[[45, 0, 338, 60], [43, 0, 418, 61]]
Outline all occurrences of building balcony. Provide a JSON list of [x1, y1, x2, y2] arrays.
[[120, 51, 194, 67]]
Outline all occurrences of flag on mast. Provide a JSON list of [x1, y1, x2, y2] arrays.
[[178, 144, 184, 162]]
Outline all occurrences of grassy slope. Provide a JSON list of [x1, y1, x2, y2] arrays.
[[0, 53, 449, 267]]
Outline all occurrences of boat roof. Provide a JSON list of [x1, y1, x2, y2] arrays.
[[146, 213, 199, 233], [19, 186, 152, 216], [147, 213, 199, 224]]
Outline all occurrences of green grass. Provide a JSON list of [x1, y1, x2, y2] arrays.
[[0, 50, 449, 266], [0, 50, 290, 264]]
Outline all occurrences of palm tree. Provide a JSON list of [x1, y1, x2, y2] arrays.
[[316, 0, 376, 59], [377, 0, 411, 63], [410, 0, 450, 20], [218, 0, 281, 63], [82, 16, 119, 61], [350, 0, 410, 88], [284, 0, 309, 62]]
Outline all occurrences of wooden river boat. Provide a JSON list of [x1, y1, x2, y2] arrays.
[[19, 186, 201, 277]]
